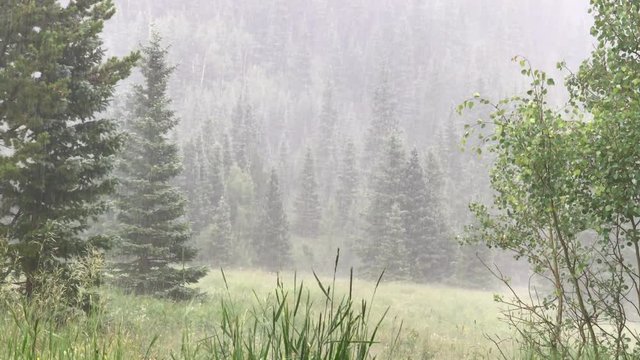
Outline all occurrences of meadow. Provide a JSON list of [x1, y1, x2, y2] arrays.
[[0, 268, 510, 360]]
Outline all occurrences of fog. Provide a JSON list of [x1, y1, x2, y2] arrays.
[[92, 0, 596, 283], [4, 1, 630, 358]]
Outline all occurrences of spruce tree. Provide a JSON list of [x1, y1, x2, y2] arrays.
[[364, 65, 398, 172], [400, 148, 453, 281], [201, 120, 224, 211], [230, 98, 255, 170], [422, 151, 453, 280], [0, 0, 138, 299], [230, 96, 266, 197], [225, 164, 255, 246], [180, 140, 199, 203], [316, 83, 339, 199], [204, 196, 234, 267], [294, 148, 322, 238], [277, 134, 293, 200], [254, 170, 291, 270], [336, 140, 359, 229], [376, 203, 409, 279], [207, 142, 225, 209], [454, 242, 493, 289], [181, 136, 210, 232], [221, 132, 233, 177], [363, 133, 407, 277], [401, 148, 431, 279], [181, 134, 224, 234], [115, 32, 205, 300]]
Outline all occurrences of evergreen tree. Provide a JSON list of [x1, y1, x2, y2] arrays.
[[0, 0, 138, 299], [316, 83, 339, 200], [180, 131, 224, 235], [364, 65, 398, 172], [225, 164, 255, 256], [180, 140, 199, 198], [207, 142, 225, 209], [278, 134, 293, 200], [181, 136, 210, 233], [201, 120, 224, 210], [221, 132, 233, 177], [400, 149, 452, 281], [376, 203, 409, 279], [115, 33, 205, 300], [422, 151, 454, 280], [400, 148, 431, 279], [336, 140, 359, 229], [454, 242, 494, 289], [362, 133, 407, 277], [203, 196, 234, 267], [230, 96, 266, 198], [231, 100, 248, 169], [254, 170, 291, 270], [294, 148, 322, 238], [230, 97, 257, 171]]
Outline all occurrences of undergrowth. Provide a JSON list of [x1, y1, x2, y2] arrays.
[[0, 254, 396, 360]]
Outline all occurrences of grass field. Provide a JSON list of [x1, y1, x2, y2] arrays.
[[0, 268, 511, 359], [199, 269, 508, 359]]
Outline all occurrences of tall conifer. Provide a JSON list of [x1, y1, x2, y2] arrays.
[[364, 65, 398, 172], [401, 148, 431, 279], [204, 196, 234, 267], [336, 140, 359, 229], [0, 0, 138, 299], [115, 32, 205, 299], [294, 149, 321, 238], [254, 170, 291, 270], [363, 133, 406, 277]]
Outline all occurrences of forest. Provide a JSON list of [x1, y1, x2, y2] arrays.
[[2, 0, 640, 359]]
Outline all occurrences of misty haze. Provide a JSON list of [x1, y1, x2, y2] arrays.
[[1, 1, 637, 359]]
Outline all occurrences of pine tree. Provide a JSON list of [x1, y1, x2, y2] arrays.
[[230, 97, 258, 171], [454, 243, 493, 289], [115, 32, 205, 300], [364, 64, 398, 172], [316, 83, 339, 200], [180, 140, 199, 200], [180, 131, 224, 235], [0, 0, 138, 299], [254, 170, 291, 271], [278, 134, 293, 200], [400, 149, 453, 281], [181, 136, 209, 233], [400, 148, 431, 279], [231, 100, 248, 170], [421, 151, 453, 281], [207, 142, 225, 209], [221, 132, 233, 177], [204, 196, 234, 267], [336, 140, 359, 229], [376, 203, 409, 279], [225, 164, 256, 257], [363, 133, 407, 277], [294, 148, 322, 238], [201, 120, 224, 210], [230, 96, 266, 198]]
